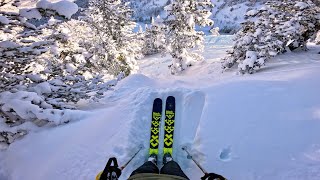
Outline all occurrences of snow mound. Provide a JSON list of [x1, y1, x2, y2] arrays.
[[0, 91, 86, 125], [36, 0, 78, 19]]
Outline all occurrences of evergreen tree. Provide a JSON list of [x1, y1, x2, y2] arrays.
[[142, 16, 166, 55], [86, 0, 140, 76], [222, 0, 320, 74], [164, 0, 214, 74]]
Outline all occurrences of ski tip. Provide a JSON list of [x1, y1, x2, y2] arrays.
[[139, 144, 144, 149], [167, 96, 175, 100]]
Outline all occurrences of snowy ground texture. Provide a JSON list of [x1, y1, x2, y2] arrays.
[[1, 35, 320, 180]]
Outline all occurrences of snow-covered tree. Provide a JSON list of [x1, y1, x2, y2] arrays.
[[124, 0, 170, 22], [86, 0, 140, 76], [142, 16, 166, 55], [164, 0, 214, 74], [0, 1, 126, 148], [222, 0, 320, 74], [316, 31, 320, 45]]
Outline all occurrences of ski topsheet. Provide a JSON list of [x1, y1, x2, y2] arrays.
[[163, 96, 175, 156], [149, 98, 162, 155]]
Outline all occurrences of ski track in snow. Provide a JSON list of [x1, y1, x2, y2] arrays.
[[1, 35, 320, 180]]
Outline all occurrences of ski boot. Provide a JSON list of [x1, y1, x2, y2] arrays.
[[163, 153, 173, 164], [148, 154, 158, 165]]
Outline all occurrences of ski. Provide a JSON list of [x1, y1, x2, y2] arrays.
[[149, 98, 162, 156], [163, 96, 175, 156]]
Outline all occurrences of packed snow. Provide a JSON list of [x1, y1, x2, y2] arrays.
[[0, 35, 320, 180]]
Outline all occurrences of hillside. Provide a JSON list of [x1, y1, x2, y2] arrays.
[[126, 0, 268, 32]]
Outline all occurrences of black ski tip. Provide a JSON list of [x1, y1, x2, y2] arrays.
[[167, 96, 175, 100], [154, 98, 162, 103]]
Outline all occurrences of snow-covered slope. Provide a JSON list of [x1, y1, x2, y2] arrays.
[[212, 0, 267, 33], [124, 0, 169, 22], [1, 35, 320, 180], [127, 0, 267, 33]]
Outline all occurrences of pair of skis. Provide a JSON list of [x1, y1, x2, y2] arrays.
[[149, 96, 175, 160]]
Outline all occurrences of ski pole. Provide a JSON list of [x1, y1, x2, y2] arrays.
[[120, 145, 143, 170], [182, 146, 208, 174], [182, 146, 227, 180], [97, 145, 143, 180]]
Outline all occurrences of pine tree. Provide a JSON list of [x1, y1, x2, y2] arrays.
[[164, 0, 214, 74], [222, 0, 320, 74], [86, 0, 140, 76], [142, 16, 166, 55]]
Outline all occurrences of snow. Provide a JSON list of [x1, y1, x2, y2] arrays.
[[212, 2, 265, 33], [295, 2, 309, 10], [0, 91, 88, 126], [0, 41, 20, 49], [19, 8, 42, 20], [36, 0, 78, 19], [240, 51, 258, 69], [246, 10, 258, 16], [33, 82, 52, 95], [0, 35, 320, 180], [0, 15, 10, 25]]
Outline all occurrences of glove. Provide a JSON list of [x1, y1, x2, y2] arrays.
[[201, 173, 227, 180], [98, 157, 122, 180]]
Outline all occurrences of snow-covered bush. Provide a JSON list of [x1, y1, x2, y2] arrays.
[[222, 0, 320, 74], [0, 2, 129, 147], [164, 0, 214, 74], [142, 16, 166, 55], [85, 0, 141, 76]]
